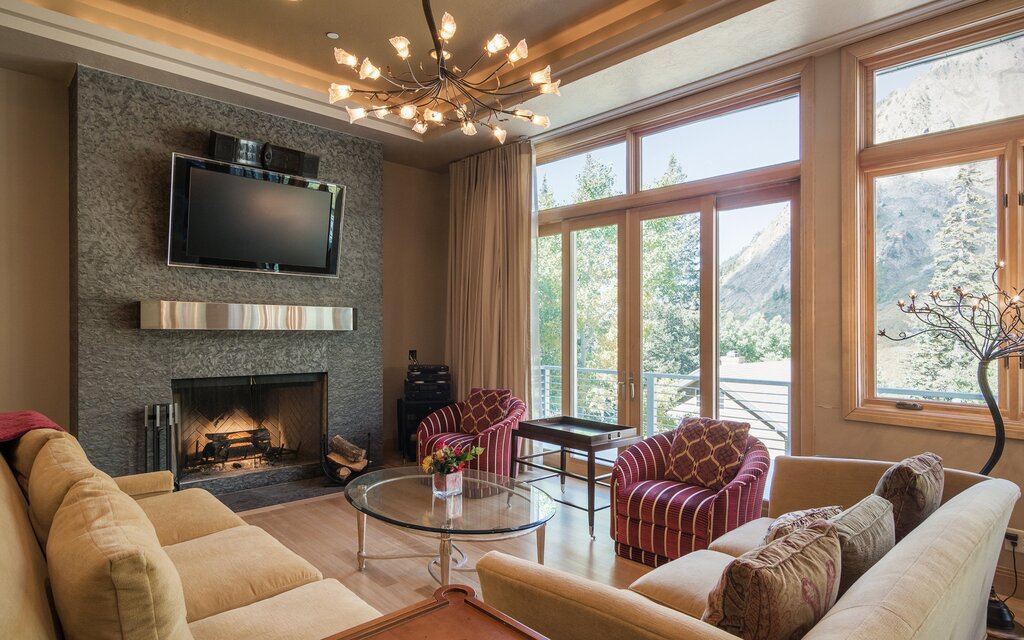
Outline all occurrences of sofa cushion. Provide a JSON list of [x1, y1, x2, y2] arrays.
[[4, 428, 77, 495], [629, 549, 735, 618], [0, 455, 59, 640], [666, 418, 749, 491], [764, 506, 842, 544], [28, 436, 111, 547], [188, 578, 380, 640], [46, 476, 191, 640], [461, 387, 512, 434], [830, 494, 895, 597], [708, 517, 773, 557], [137, 488, 246, 546], [874, 452, 943, 540], [164, 525, 323, 621], [617, 479, 718, 534], [703, 520, 841, 639]]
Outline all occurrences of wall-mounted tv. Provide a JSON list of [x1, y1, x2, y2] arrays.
[[168, 153, 345, 277]]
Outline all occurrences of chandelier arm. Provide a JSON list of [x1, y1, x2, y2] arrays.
[[902, 307, 982, 357], [421, 0, 446, 72], [460, 50, 492, 77]]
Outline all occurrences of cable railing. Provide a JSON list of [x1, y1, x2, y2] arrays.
[[535, 364, 987, 458]]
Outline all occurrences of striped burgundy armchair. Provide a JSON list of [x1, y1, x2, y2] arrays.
[[611, 429, 770, 567], [416, 393, 527, 478]]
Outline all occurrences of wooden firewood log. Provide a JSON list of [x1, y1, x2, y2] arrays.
[[330, 435, 366, 462]]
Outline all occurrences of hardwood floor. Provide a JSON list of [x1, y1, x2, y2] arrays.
[[240, 475, 649, 614]]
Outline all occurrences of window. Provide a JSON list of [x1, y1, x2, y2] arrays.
[[531, 74, 803, 456], [534, 234, 562, 418], [536, 141, 626, 210], [873, 159, 999, 404], [873, 30, 1024, 143], [843, 10, 1024, 436], [641, 96, 800, 188]]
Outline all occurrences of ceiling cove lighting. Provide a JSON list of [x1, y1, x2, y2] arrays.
[[326, 0, 557, 143]]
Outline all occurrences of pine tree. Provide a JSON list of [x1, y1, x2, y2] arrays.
[[904, 165, 997, 396], [648, 154, 687, 189], [537, 175, 557, 210], [573, 154, 618, 204]]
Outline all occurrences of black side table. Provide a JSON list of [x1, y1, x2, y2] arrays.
[[397, 398, 453, 461]]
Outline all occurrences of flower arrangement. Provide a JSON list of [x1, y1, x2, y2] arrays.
[[421, 444, 484, 475]]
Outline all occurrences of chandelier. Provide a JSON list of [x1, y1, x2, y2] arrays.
[[326, 0, 559, 144]]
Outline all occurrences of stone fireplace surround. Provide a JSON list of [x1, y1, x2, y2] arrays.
[[70, 66, 384, 486]]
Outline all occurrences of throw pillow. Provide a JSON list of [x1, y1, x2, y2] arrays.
[[829, 494, 895, 596], [763, 506, 843, 544], [703, 520, 842, 640], [461, 388, 512, 435], [873, 452, 944, 541], [665, 417, 750, 490]]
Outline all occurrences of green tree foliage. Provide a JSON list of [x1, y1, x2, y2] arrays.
[[573, 153, 618, 203], [647, 154, 686, 189], [537, 175, 557, 210], [903, 165, 997, 397]]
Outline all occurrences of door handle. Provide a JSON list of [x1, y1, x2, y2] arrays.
[[629, 373, 636, 400]]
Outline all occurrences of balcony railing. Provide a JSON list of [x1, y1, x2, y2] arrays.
[[534, 365, 985, 459]]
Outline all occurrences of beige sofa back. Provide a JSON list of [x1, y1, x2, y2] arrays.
[[0, 453, 59, 639], [767, 455, 986, 517], [806, 477, 1018, 639]]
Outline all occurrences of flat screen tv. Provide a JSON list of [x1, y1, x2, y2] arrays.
[[168, 153, 345, 277]]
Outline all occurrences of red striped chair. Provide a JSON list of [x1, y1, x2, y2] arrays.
[[416, 393, 527, 478], [611, 427, 770, 567]]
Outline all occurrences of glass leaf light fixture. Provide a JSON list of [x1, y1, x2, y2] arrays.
[[326, 0, 558, 143]]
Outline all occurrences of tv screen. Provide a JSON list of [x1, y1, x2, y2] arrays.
[[168, 153, 345, 276]]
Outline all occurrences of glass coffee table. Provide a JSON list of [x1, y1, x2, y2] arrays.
[[345, 467, 556, 585]]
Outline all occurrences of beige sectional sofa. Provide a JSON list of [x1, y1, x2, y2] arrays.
[[1, 428, 380, 640], [478, 455, 1020, 640]]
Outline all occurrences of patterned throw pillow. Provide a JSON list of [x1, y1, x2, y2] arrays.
[[873, 452, 944, 541], [763, 506, 843, 544], [829, 494, 895, 596], [703, 520, 842, 640], [665, 417, 750, 490], [460, 388, 512, 435]]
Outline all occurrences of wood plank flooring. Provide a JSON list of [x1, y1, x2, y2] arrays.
[[241, 475, 649, 614]]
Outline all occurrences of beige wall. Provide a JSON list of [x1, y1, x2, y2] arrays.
[[382, 161, 449, 455], [807, 50, 1024, 583], [0, 67, 70, 427]]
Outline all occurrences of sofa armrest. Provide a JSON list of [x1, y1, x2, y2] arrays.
[[114, 471, 175, 499], [476, 552, 735, 640]]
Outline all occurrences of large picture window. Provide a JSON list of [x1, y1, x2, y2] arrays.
[[843, 10, 1024, 436], [532, 75, 803, 457]]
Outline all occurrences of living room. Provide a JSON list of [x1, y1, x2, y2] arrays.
[[2, 0, 1024, 638]]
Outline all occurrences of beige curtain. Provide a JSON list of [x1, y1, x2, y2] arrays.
[[446, 142, 533, 405]]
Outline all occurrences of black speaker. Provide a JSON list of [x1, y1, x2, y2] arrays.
[[208, 130, 263, 167], [262, 143, 320, 179]]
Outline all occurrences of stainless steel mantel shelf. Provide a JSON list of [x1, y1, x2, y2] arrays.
[[139, 300, 355, 331]]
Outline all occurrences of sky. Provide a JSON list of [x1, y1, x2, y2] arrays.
[[536, 95, 800, 211]]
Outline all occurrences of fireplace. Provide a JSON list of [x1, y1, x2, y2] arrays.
[[172, 373, 326, 484]]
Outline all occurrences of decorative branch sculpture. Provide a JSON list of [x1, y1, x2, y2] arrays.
[[879, 262, 1024, 475]]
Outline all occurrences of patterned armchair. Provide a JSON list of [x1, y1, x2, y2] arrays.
[[611, 426, 770, 567], [416, 390, 527, 478]]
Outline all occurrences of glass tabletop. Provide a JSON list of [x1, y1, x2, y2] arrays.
[[345, 467, 556, 535]]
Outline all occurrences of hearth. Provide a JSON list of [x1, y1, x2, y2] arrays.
[[172, 373, 326, 483]]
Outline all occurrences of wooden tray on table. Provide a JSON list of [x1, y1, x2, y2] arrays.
[[516, 416, 638, 451]]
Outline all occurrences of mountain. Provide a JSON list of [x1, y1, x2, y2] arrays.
[[719, 210, 791, 320]]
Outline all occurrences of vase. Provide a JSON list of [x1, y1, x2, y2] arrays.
[[432, 471, 463, 498]]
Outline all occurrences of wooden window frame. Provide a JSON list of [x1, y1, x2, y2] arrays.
[[532, 55, 812, 454], [841, 1, 1024, 438]]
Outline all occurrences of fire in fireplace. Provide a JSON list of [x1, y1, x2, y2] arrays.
[[172, 373, 326, 480]]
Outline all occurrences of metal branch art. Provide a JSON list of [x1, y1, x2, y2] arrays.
[[879, 262, 1024, 474]]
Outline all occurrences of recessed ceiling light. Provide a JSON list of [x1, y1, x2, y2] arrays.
[[325, 32, 339, 40]]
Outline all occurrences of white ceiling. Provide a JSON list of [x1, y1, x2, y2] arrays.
[[0, 0, 978, 170]]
